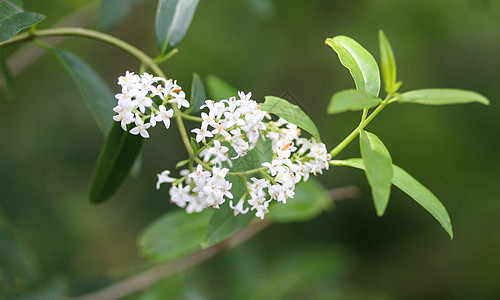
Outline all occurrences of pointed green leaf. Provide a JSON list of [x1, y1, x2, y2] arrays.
[[205, 74, 238, 100], [399, 89, 490, 106], [332, 158, 453, 238], [155, 0, 199, 54], [267, 179, 332, 223], [326, 35, 380, 96], [89, 123, 143, 204], [49, 48, 115, 135], [260, 96, 321, 141], [139, 210, 212, 262], [0, 0, 45, 43], [360, 131, 393, 216], [97, 0, 136, 31], [378, 30, 399, 94], [328, 89, 382, 114], [187, 72, 206, 113]]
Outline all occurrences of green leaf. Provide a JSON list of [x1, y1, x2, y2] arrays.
[[0, 220, 39, 281], [89, 122, 143, 204], [260, 96, 322, 141], [378, 30, 400, 94], [327, 89, 382, 114], [399, 89, 490, 106], [139, 210, 212, 262], [205, 74, 238, 100], [49, 48, 115, 135], [267, 179, 331, 223], [332, 158, 453, 238], [97, 0, 136, 31], [155, 0, 200, 54], [0, 49, 14, 100], [326, 35, 380, 96], [0, 0, 45, 43], [187, 72, 206, 113], [360, 130, 393, 216]]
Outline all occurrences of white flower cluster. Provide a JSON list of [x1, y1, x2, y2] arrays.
[[112, 71, 189, 138], [155, 91, 331, 220], [237, 118, 331, 219], [157, 91, 269, 214]]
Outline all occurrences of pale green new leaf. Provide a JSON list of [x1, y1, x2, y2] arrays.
[[155, 0, 199, 54], [328, 89, 381, 114], [378, 30, 399, 94], [139, 210, 212, 262], [0, 0, 45, 42], [267, 179, 332, 223], [205, 75, 238, 100], [360, 130, 393, 216], [332, 158, 453, 238], [260, 96, 321, 141], [326, 35, 380, 96], [49, 48, 115, 135], [399, 89, 490, 106]]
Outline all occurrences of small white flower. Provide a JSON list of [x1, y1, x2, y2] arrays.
[[169, 185, 192, 208], [155, 105, 174, 129], [156, 170, 175, 189], [229, 199, 249, 215], [130, 116, 151, 138], [191, 127, 213, 143], [170, 90, 190, 109]]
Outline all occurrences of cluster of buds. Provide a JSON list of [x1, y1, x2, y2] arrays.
[[112, 71, 189, 137]]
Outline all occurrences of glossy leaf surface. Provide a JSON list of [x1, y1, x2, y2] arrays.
[[139, 210, 212, 262], [0, 0, 45, 42], [399, 89, 490, 106], [155, 0, 199, 53], [187, 72, 206, 113], [205, 74, 238, 100], [260, 96, 321, 141], [328, 89, 381, 114], [89, 123, 143, 204], [378, 30, 398, 94], [360, 130, 393, 216], [326, 35, 380, 96]]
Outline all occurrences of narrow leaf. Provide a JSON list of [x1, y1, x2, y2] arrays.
[[328, 89, 381, 114], [378, 30, 398, 94], [267, 179, 332, 223], [260, 96, 321, 141], [187, 72, 206, 113], [326, 35, 380, 96], [49, 48, 115, 135], [360, 130, 393, 216], [332, 158, 453, 238], [155, 0, 199, 53], [97, 0, 135, 31], [399, 89, 490, 106], [0, 0, 45, 43], [139, 210, 212, 262], [205, 74, 238, 100], [89, 123, 143, 204]]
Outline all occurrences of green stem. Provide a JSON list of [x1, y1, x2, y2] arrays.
[[328, 97, 391, 158], [0, 27, 195, 157], [181, 113, 203, 122], [228, 167, 267, 177]]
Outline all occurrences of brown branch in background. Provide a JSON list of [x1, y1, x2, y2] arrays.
[[67, 186, 359, 300]]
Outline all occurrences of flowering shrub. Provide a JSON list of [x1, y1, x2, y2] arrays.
[[0, 0, 490, 298]]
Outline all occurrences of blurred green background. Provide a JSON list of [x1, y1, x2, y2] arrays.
[[1, 0, 499, 298]]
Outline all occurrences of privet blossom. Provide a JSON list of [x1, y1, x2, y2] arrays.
[[115, 72, 330, 220]]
